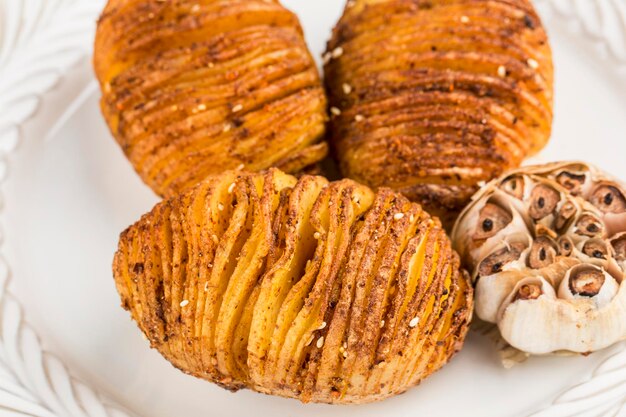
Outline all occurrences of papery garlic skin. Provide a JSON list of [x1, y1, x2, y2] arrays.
[[453, 161, 626, 355], [499, 283, 626, 354], [476, 258, 579, 323], [557, 265, 619, 309]]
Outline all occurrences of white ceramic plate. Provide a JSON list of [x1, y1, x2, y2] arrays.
[[1, 1, 626, 416]]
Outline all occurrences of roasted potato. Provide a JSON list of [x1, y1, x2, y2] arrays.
[[113, 169, 472, 403], [94, 0, 328, 198], [324, 0, 553, 227]]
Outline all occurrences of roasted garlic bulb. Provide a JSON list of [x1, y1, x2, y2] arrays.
[[324, 0, 553, 226], [452, 161, 626, 355], [94, 0, 328, 198], [114, 169, 472, 403]]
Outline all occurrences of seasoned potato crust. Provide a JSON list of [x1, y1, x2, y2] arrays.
[[94, 0, 328, 198], [324, 0, 553, 227], [113, 169, 472, 403]]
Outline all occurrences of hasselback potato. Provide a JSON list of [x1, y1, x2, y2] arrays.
[[94, 0, 328, 198], [452, 161, 626, 356], [324, 0, 553, 226], [113, 169, 472, 403]]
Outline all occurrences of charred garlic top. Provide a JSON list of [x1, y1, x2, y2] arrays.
[[452, 161, 626, 355]]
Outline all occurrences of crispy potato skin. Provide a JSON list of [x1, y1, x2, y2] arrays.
[[324, 0, 553, 227], [113, 169, 473, 403], [94, 0, 328, 198]]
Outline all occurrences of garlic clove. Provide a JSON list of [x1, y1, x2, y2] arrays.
[[473, 233, 532, 280], [453, 190, 530, 268], [514, 282, 543, 301], [527, 235, 558, 269], [555, 170, 587, 196], [558, 264, 618, 309], [561, 264, 604, 296], [500, 174, 526, 200], [580, 238, 612, 260], [473, 201, 512, 241], [477, 242, 527, 278], [554, 199, 578, 231], [497, 276, 556, 323], [557, 235, 574, 257], [589, 183, 626, 214], [528, 183, 561, 220], [475, 271, 527, 323], [580, 238, 611, 260], [573, 212, 605, 238]]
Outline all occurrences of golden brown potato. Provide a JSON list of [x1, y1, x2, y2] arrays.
[[94, 0, 328, 198], [113, 169, 472, 403], [324, 0, 553, 227]]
